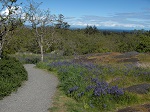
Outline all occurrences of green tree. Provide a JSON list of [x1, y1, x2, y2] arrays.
[[55, 14, 70, 29], [0, 0, 24, 58], [136, 35, 150, 52], [84, 25, 99, 35]]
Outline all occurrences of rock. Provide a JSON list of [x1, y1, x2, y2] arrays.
[[117, 104, 150, 112], [125, 83, 150, 94]]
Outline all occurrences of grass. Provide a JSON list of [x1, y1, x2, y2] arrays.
[[36, 58, 150, 111], [137, 53, 150, 62], [49, 89, 86, 112], [30, 52, 149, 111]]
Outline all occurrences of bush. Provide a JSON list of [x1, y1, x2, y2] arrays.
[[0, 56, 28, 99]]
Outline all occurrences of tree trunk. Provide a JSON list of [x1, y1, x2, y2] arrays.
[[40, 45, 44, 62], [0, 42, 2, 59]]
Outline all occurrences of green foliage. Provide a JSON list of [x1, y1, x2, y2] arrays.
[[0, 0, 25, 58], [55, 14, 70, 29], [4, 27, 150, 56], [36, 62, 48, 69], [84, 25, 99, 35], [136, 35, 150, 52], [0, 56, 28, 99]]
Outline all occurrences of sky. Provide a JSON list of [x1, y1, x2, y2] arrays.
[[17, 0, 150, 30]]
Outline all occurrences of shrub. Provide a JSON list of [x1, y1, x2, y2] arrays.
[[0, 56, 28, 99]]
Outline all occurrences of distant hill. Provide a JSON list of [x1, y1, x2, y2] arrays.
[[70, 26, 133, 32]]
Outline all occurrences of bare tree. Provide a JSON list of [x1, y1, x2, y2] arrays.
[[0, 0, 23, 59], [25, 0, 55, 62]]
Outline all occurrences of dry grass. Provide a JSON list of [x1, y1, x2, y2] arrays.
[[49, 89, 69, 112], [137, 53, 150, 62], [49, 89, 85, 112], [87, 52, 122, 63], [77, 52, 142, 64]]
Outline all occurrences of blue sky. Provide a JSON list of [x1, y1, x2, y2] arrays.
[[19, 0, 150, 30]]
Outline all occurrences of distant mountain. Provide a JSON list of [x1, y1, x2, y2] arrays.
[[24, 25, 148, 33], [99, 29, 133, 32]]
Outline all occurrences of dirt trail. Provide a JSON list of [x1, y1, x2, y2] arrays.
[[0, 64, 58, 112]]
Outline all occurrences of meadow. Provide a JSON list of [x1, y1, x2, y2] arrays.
[[0, 1, 149, 111], [36, 52, 150, 112]]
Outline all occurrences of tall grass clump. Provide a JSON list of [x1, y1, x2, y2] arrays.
[[45, 60, 149, 111], [0, 56, 28, 99], [36, 62, 49, 69]]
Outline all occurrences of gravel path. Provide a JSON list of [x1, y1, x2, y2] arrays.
[[0, 64, 58, 112]]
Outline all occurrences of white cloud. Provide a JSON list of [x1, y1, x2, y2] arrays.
[[0, 6, 28, 21], [68, 20, 146, 29], [66, 11, 150, 29], [1, 6, 22, 16], [100, 21, 145, 28]]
